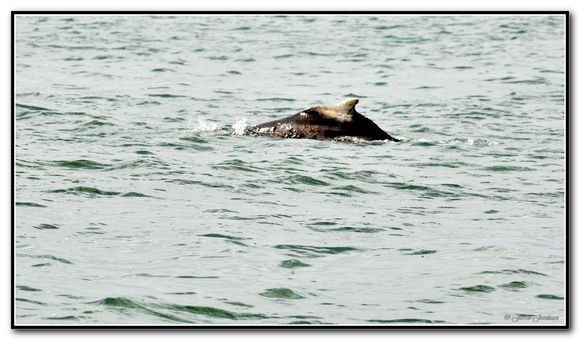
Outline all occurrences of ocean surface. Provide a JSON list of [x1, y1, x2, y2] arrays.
[[14, 14, 567, 326]]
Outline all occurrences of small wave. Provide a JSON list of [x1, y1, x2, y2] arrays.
[[279, 259, 311, 269], [17, 253, 73, 265], [77, 120, 115, 129], [16, 103, 52, 111], [179, 135, 214, 151], [503, 77, 548, 85], [412, 139, 437, 147], [169, 59, 186, 65], [235, 58, 256, 62], [34, 223, 59, 230], [198, 232, 251, 246], [375, 24, 405, 30], [400, 249, 437, 256], [147, 93, 187, 98], [481, 165, 534, 172], [416, 299, 445, 304], [41, 110, 87, 116], [94, 297, 270, 322], [459, 285, 496, 293], [208, 55, 229, 61], [94, 297, 189, 323], [256, 97, 296, 102], [385, 182, 456, 199], [48, 186, 151, 198], [309, 221, 339, 226], [414, 85, 442, 90], [259, 288, 305, 299], [415, 162, 465, 169], [212, 159, 258, 173], [273, 53, 294, 59], [308, 226, 383, 233], [92, 55, 124, 60], [536, 294, 564, 300], [320, 169, 379, 181], [16, 298, 48, 306], [15, 202, 47, 208], [151, 68, 175, 72], [332, 185, 377, 195], [498, 281, 528, 291], [167, 304, 268, 321], [168, 178, 234, 189], [50, 186, 120, 196], [109, 159, 169, 170], [199, 233, 248, 241], [179, 136, 208, 145], [17, 285, 42, 292], [175, 275, 220, 279], [15, 103, 55, 119], [286, 175, 329, 186], [304, 51, 334, 57], [478, 268, 547, 276], [122, 192, 150, 197], [409, 124, 432, 133], [273, 244, 360, 257], [44, 316, 81, 321], [51, 159, 110, 170]]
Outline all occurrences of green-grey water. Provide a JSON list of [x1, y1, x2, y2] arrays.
[[14, 14, 566, 326]]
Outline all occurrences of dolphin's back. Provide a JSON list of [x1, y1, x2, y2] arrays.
[[250, 99, 399, 142]]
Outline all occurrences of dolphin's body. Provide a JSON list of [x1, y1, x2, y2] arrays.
[[249, 98, 400, 142]]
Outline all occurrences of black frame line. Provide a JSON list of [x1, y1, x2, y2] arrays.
[[11, 10, 570, 330]]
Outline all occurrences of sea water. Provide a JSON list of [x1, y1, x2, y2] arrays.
[[14, 14, 566, 325]]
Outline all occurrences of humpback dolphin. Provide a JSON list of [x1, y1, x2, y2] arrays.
[[249, 98, 400, 142]]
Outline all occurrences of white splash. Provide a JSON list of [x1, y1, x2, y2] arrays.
[[184, 116, 219, 135], [232, 118, 248, 135], [194, 118, 219, 132]]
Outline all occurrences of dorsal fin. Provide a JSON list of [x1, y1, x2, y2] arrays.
[[311, 98, 360, 122], [333, 98, 359, 114]]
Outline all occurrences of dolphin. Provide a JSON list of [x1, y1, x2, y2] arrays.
[[249, 98, 400, 142]]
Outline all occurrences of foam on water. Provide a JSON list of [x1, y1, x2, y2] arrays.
[[192, 117, 219, 133], [232, 118, 248, 136]]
